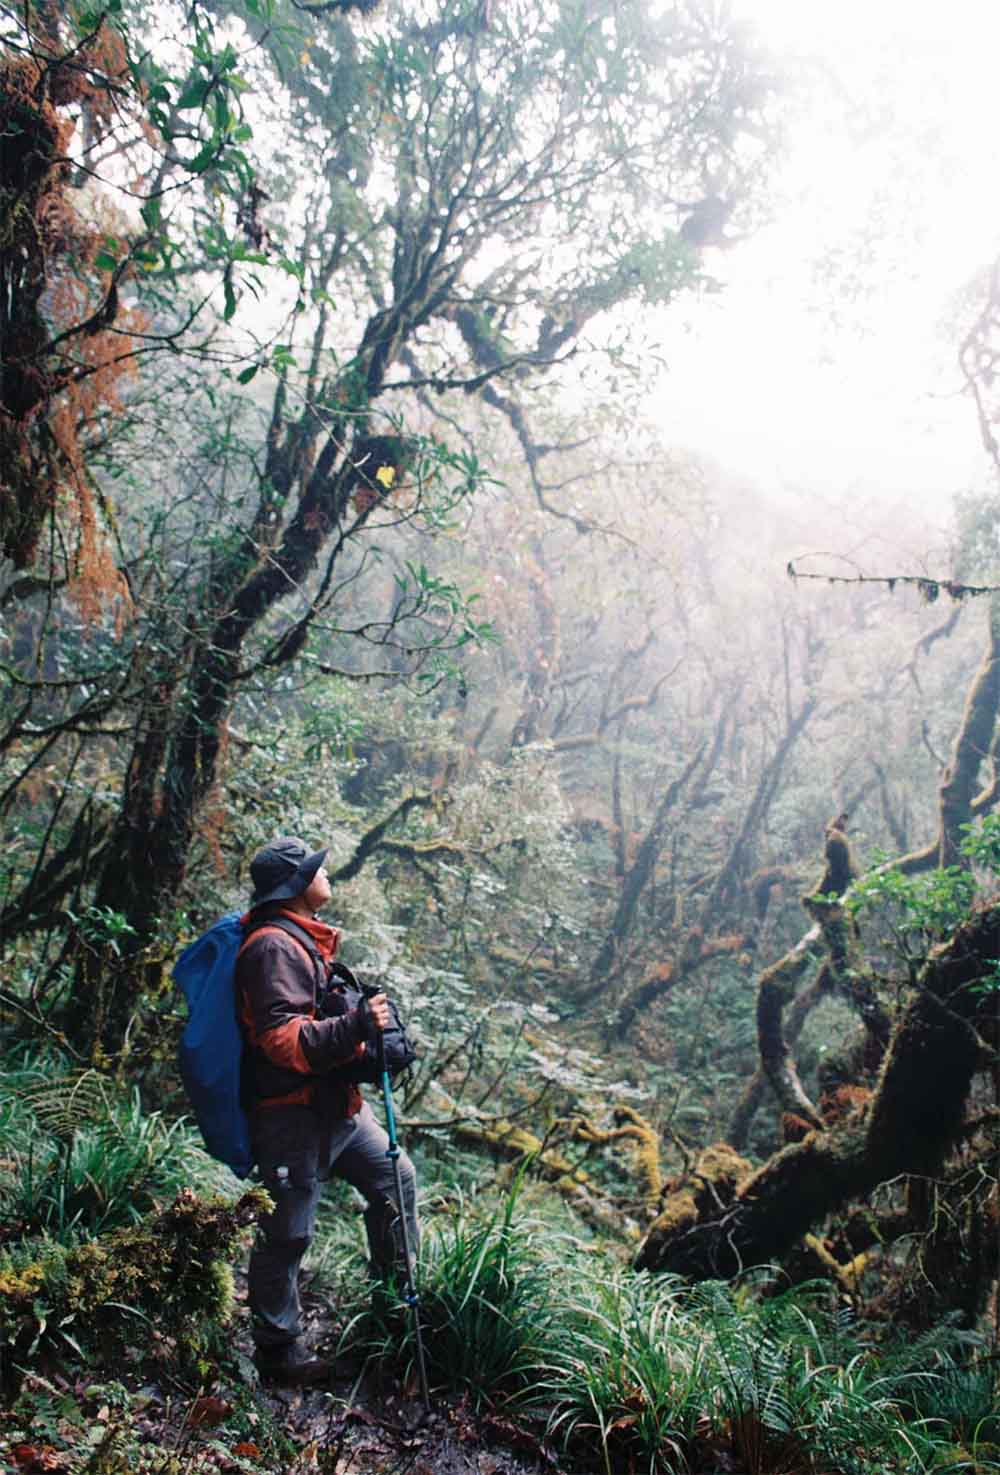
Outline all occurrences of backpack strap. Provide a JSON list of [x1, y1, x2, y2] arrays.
[[242, 914, 329, 995], [237, 916, 344, 1113], [328, 959, 363, 991]]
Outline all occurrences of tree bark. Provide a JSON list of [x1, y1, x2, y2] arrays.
[[636, 901, 1000, 1277], [938, 596, 1000, 867], [729, 601, 1000, 1146], [588, 743, 706, 985]]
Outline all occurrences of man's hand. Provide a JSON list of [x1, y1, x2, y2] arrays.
[[365, 992, 391, 1031]]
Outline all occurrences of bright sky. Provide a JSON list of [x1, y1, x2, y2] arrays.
[[652, 0, 1000, 517]]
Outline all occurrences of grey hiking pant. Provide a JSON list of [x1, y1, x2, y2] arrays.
[[248, 1099, 419, 1350]]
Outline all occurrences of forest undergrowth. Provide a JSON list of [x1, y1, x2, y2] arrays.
[[1, 1049, 998, 1475]]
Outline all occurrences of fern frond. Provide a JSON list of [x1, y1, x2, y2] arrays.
[[22, 1070, 114, 1141]]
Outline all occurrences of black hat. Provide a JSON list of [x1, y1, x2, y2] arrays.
[[249, 836, 328, 908]]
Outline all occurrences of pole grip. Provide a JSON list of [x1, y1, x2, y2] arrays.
[[360, 981, 387, 1058]]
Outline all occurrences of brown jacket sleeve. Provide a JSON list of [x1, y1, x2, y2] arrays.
[[236, 933, 367, 1075]]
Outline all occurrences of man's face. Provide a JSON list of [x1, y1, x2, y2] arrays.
[[301, 865, 331, 912]]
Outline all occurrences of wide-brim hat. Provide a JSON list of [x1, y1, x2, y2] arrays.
[[249, 836, 328, 908]]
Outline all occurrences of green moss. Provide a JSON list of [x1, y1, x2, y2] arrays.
[[0, 1259, 45, 1309], [204, 1260, 236, 1322], [1, 1188, 268, 1377], [636, 1143, 752, 1273], [454, 1118, 589, 1183]]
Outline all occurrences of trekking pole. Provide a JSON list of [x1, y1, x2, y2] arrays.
[[365, 986, 431, 1413]]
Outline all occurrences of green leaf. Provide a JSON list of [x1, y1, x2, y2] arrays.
[[223, 276, 237, 321], [176, 76, 211, 110], [214, 148, 253, 190], [230, 247, 269, 268], [236, 364, 260, 383], [188, 142, 219, 174], [229, 246, 269, 265], [94, 251, 118, 272], [213, 91, 232, 133]]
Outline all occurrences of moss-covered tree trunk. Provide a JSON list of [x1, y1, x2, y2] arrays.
[[65, 414, 369, 1055], [636, 903, 1000, 1277], [730, 598, 1000, 1147]]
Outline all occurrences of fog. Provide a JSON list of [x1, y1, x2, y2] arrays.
[[652, 0, 1000, 516]]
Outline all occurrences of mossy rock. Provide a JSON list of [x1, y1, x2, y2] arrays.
[[1, 1188, 269, 1379]]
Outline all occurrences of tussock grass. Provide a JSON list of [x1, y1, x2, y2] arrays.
[[362, 1184, 999, 1475], [369, 1173, 561, 1406], [529, 1266, 704, 1475], [530, 1274, 1000, 1474], [0, 1063, 234, 1244], [339, 1178, 1000, 1474]]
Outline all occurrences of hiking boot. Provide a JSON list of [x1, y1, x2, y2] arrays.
[[254, 1340, 331, 1387]]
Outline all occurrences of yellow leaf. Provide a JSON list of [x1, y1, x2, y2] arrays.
[[374, 464, 396, 489]]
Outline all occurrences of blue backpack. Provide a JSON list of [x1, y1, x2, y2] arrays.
[[173, 911, 253, 1179], [174, 913, 415, 1177]]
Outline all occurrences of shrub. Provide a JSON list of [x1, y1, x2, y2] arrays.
[[382, 1175, 563, 1407]]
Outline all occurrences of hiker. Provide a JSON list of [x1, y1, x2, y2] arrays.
[[237, 835, 419, 1386]]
